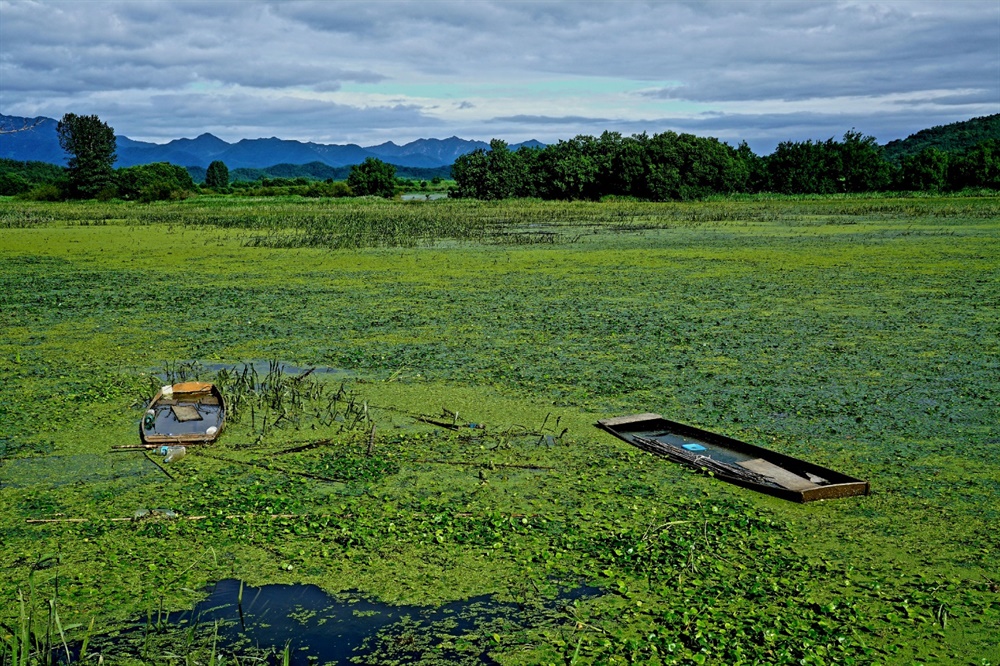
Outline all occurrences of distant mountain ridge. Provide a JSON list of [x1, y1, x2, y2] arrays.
[[0, 114, 543, 169], [6, 112, 997, 172], [187, 161, 452, 184]]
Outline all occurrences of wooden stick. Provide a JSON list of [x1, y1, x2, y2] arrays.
[[27, 509, 545, 525], [273, 438, 334, 455], [144, 450, 176, 481], [26, 512, 340, 524], [416, 416, 485, 431], [292, 367, 316, 383], [196, 451, 345, 484], [410, 459, 554, 471]]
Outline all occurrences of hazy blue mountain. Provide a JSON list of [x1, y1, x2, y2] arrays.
[[0, 115, 65, 164], [367, 137, 492, 168], [0, 114, 545, 169], [186, 161, 451, 184]]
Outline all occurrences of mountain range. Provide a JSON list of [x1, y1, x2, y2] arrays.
[[0, 114, 544, 169], [4, 112, 997, 173]]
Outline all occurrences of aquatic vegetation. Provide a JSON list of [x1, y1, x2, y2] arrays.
[[0, 195, 998, 664]]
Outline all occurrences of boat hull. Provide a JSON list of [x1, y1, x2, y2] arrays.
[[139, 381, 226, 446], [596, 413, 869, 503]]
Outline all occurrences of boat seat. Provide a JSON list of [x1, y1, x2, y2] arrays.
[[171, 404, 204, 422], [737, 458, 819, 491]]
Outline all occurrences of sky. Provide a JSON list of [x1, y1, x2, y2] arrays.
[[1, 0, 998, 153]]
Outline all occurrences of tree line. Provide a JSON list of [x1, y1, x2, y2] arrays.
[[2, 113, 998, 202], [450, 131, 1000, 201]]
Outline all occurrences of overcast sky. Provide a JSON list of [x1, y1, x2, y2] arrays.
[[2, 0, 998, 152]]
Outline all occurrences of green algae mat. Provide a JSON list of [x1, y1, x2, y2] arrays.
[[0, 196, 998, 664]]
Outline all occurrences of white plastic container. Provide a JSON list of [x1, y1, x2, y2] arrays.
[[161, 384, 174, 398], [160, 445, 187, 463]]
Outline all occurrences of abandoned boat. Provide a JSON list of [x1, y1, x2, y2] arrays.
[[140, 381, 226, 446], [596, 413, 869, 502]]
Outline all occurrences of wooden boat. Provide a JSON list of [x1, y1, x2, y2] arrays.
[[140, 381, 226, 446], [596, 413, 869, 503]]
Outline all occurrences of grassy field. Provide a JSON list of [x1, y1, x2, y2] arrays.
[[0, 195, 998, 664]]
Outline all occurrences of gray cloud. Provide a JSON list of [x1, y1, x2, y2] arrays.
[[91, 91, 442, 144], [1, 0, 996, 150], [491, 115, 614, 126]]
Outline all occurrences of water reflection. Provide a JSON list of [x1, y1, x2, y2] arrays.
[[82, 579, 601, 664]]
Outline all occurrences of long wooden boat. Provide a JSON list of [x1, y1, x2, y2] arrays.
[[596, 413, 869, 503], [140, 381, 226, 446]]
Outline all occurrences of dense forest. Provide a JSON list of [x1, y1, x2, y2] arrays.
[[451, 128, 1000, 201], [2, 115, 998, 201], [0, 158, 65, 196], [883, 114, 1000, 160]]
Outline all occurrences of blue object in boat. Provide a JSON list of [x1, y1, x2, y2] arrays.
[[682, 443, 707, 452]]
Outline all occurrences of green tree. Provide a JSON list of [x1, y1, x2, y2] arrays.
[[57, 113, 117, 198], [0, 171, 30, 196], [204, 160, 229, 189], [947, 139, 1000, 190], [116, 162, 195, 202], [536, 136, 603, 200], [898, 147, 949, 191], [838, 130, 890, 192], [450, 149, 490, 198], [766, 139, 840, 194], [452, 140, 541, 199], [348, 157, 396, 197], [735, 141, 767, 193]]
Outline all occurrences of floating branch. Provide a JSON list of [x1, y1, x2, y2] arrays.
[[409, 459, 554, 471]]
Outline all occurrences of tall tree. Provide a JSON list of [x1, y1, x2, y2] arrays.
[[57, 113, 117, 198], [204, 160, 230, 189], [450, 148, 491, 199], [347, 157, 396, 197], [838, 130, 890, 192]]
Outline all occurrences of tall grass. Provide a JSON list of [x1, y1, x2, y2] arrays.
[[0, 558, 86, 666], [5, 194, 999, 248]]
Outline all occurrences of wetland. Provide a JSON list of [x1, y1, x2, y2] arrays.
[[1, 195, 998, 664]]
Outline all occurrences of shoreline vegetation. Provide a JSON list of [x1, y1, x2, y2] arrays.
[[2, 113, 999, 203], [1, 195, 998, 664]]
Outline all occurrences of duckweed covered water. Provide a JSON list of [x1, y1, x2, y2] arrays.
[[1, 453, 159, 488], [1, 196, 998, 664]]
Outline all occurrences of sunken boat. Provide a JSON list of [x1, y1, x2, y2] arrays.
[[140, 381, 226, 446], [596, 413, 869, 503]]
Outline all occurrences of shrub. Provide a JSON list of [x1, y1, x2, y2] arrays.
[[19, 184, 64, 201], [116, 162, 196, 201]]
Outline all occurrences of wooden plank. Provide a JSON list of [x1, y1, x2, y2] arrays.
[[598, 413, 662, 428], [172, 381, 214, 394], [738, 458, 819, 492], [171, 404, 203, 422]]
